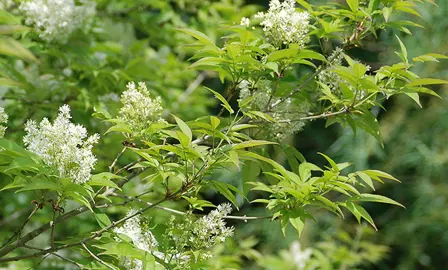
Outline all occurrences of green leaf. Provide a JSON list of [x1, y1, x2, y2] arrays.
[[143, 252, 155, 270], [176, 28, 216, 47], [368, 0, 380, 13], [318, 152, 339, 172], [0, 36, 38, 62], [413, 53, 448, 63], [407, 78, 448, 87], [404, 92, 421, 107], [354, 110, 383, 146], [89, 173, 123, 190], [5, 156, 40, 173], [16, 178, 62, 192], [349, 193, 405, 208], [357, 171, 375, 190], [395, 35, 408, 63], [210, 180, 239, 209], [105, 123, 132, 134], [345, 202, 377, 230], [0, 25, 30, 35], [96, 242, 143, 259], [363, 170, 400, 182], [346, 0, 359, 12], [312, 195, 344, 218], [0, 78, 23, 87], [205, 87, 234, 114], [210, 116, 220, 130], [289, 216, 305, 237], [93, 209, 112, 228], [267, 47, 299, 62], [241, 161, 260, 196], [1, 176, 27, 191], [232, 140, 276, 150], [296, 49, 326, 62], [173, 115, 192, 144], [66, 191, 93, 213]]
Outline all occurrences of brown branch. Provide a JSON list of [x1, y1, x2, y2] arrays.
[[0, 171, 141, 259], [0, 194, 174, 263]]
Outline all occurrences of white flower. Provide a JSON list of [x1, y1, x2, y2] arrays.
[[23, 105, 99, 184], [289, 241, 312, 270], [114, 209, 159, 270], [19, 0, 96, 43], [119, 82, 166, 134], [114, 209, 158, 252], [255, 0, 310, 47], [0, 107, 8, 138], [164, 203, 234, 266], [240, 17, 250, 27]]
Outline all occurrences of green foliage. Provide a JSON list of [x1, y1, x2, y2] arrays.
[[0, 0, 445, 269]]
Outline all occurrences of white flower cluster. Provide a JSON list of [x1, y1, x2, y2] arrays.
[[19, 0, 96, 43], [289, 241, 312, 270], [23, 105, 99, 184], [255, 0, 310, 47], [165, 203, 234, 266], [239, 80, 310, 141], [114, 209, 159, 270], [240, 17, 250, 27], [119, 82, 166, 134], [0, 107, 8, 138]]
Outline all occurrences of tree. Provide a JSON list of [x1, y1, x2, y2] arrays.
[[0, 0, 445, 269]]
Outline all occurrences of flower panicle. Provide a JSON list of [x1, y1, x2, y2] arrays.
[[23, 104, 99, 184]]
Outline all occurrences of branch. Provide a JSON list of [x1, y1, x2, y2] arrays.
[[109, 146, 127, 173], [0, 194, 174, 263], [270, 48, 343, 109], [0, 171, 141, 258], [0, 204, 40, 249], [111, 193, 272, 222], [81, 242, 115, 270], [23, 245, 84, 268]]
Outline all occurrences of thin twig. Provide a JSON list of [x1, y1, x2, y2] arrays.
[[109, 147, 127, 173], [0, 204, 40, 249], [0, 171, 141, 259], [270, 49, 343, 109], [81, 242, 115, 270], [23, 245, 83, 268], [50, 252, 84, 268]]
